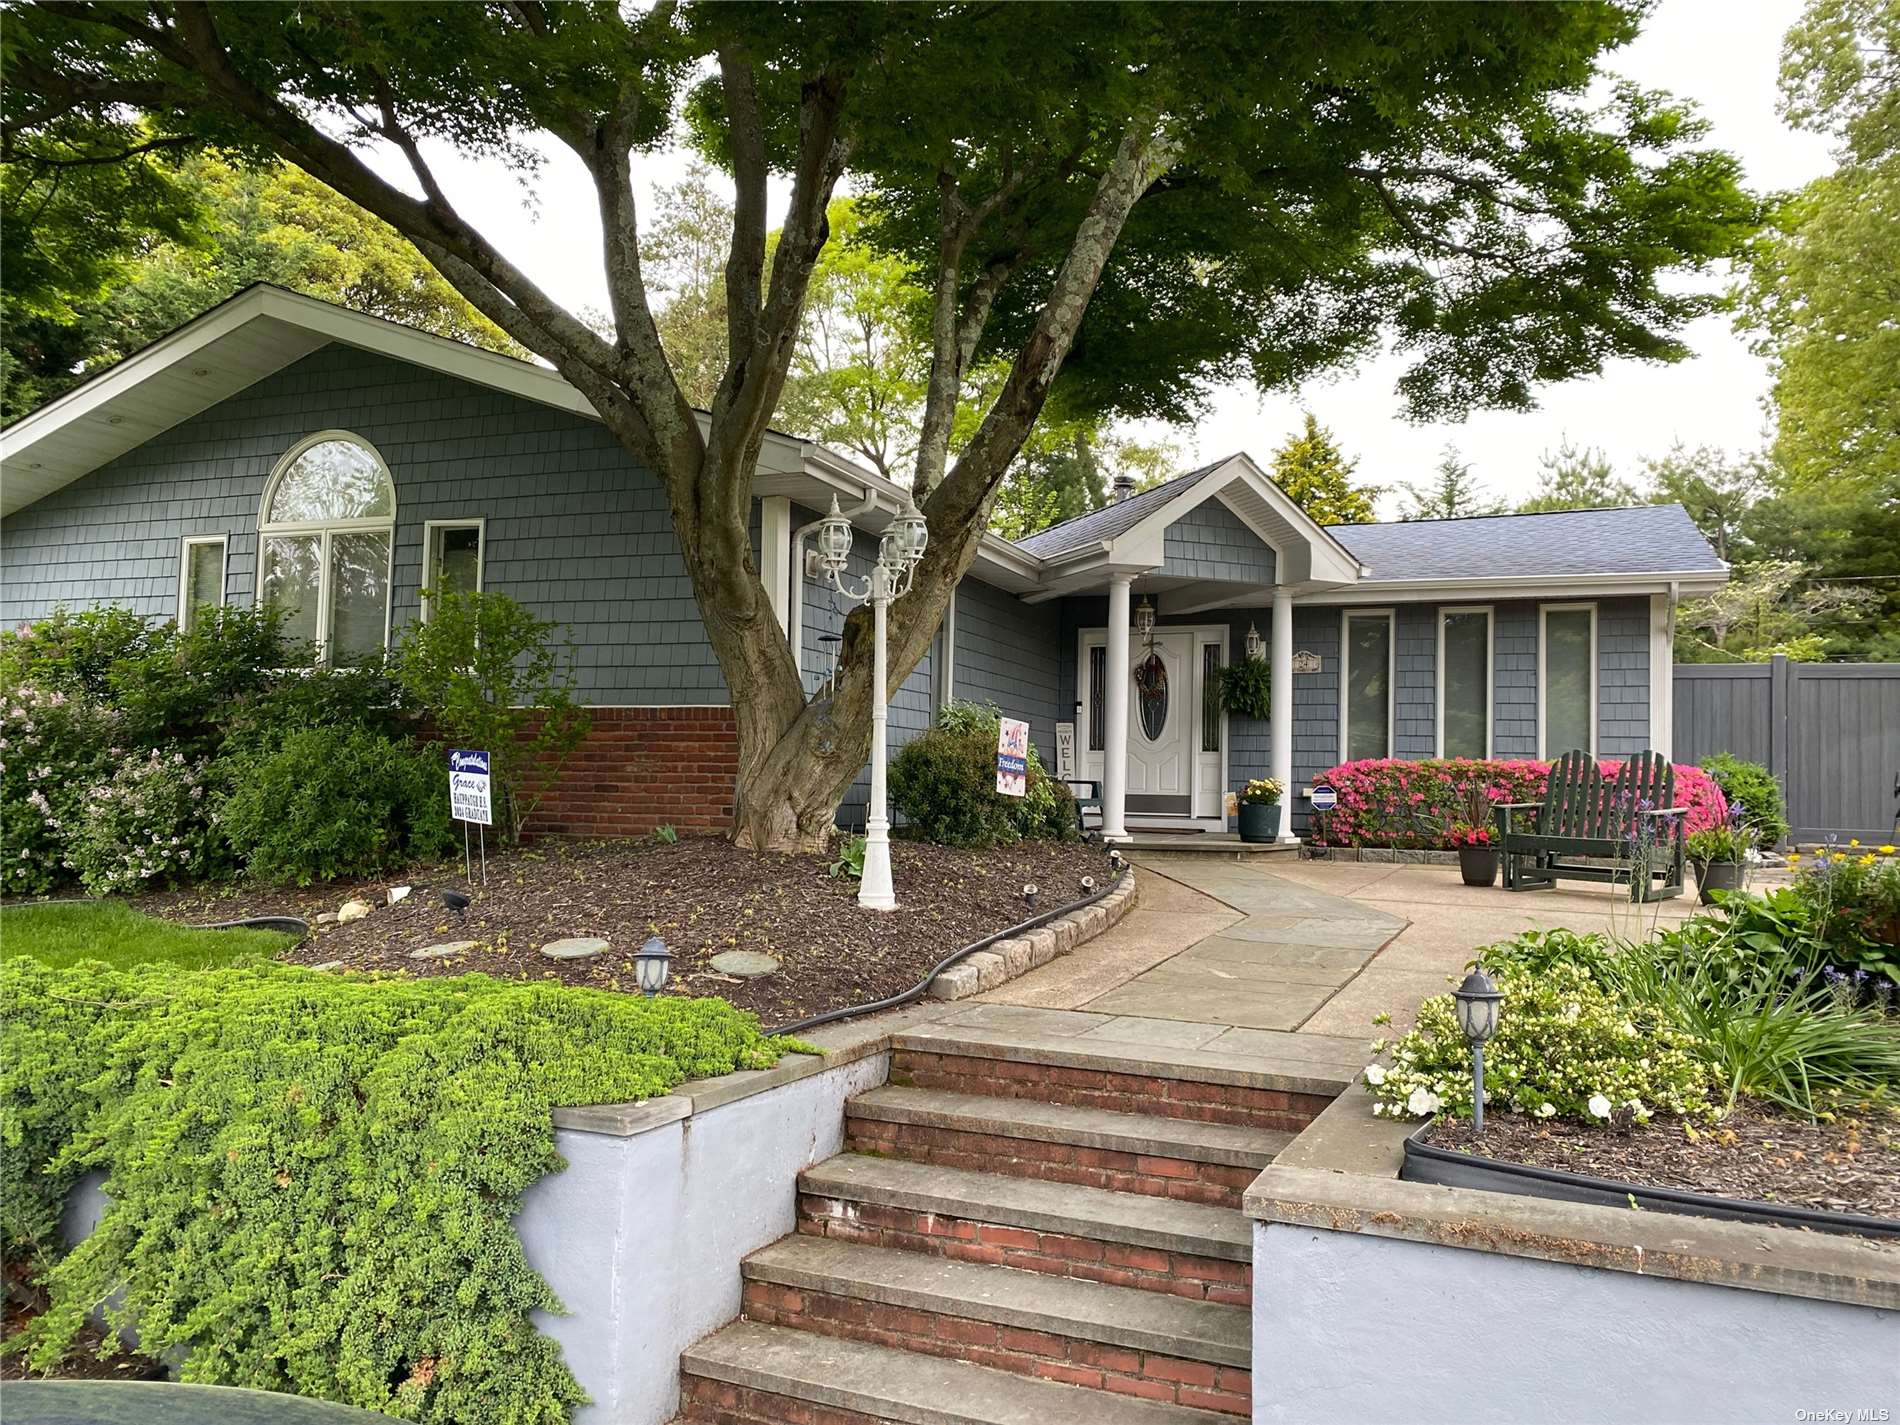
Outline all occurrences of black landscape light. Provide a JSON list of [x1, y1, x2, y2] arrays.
[[1453, 968, 1504, 1133], [1023, 882, 1039, 910], [634, 935, 673, 998]]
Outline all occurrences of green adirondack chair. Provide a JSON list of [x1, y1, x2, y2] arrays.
[[1494, 751, 1686, 902]]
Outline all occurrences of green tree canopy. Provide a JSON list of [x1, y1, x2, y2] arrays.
[[1269, 414, 1380, 525], [1737, 0, 1899, 491], [1640, 443, 1764, 561], [0, 1, 1759, 850], [3, 155, 523, 419], [1517, 437, 1641, 512], [1397, 446, 1507, 521]]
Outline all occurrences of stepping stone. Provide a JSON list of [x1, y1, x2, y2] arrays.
[[309, 961, 345, 972], [314, 912, 339, 925], [540, 936, 608, 961], [709, 949, 779, 978], [336, 899, 372, 923], [411, 940, 476, 960]]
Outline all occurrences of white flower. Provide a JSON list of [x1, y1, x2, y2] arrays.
[[1371, 1102, 1384, 1116], [1536, 1102, 1557, 1119], [1587, 1093, 1613, 1120], [1406, 1087, 1441, 1117], [1364, 1064, 1386, 1086]]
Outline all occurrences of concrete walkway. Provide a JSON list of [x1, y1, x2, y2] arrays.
[[986, 853, 1405, 1033]]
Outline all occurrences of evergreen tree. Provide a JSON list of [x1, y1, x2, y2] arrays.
[[1269, 414, 1380, 525], [1397, 446, 1507, 520], [1517, 437, 1641, 512]]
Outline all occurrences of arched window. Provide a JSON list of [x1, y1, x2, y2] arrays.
[[258, 432, 395, 661]]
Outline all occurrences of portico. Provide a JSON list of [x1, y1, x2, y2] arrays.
[[1016, 454, 1367, 845]]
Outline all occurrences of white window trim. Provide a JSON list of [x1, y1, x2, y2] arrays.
[[256, 430, 396, 661], [177, 535, 228, 626], [420, 517, 487, 622], [1339, 608, 1396, 762], [1538, 601, 1599, 758], [937, 587, 957, 710], [1435, 604, 1494, 760]]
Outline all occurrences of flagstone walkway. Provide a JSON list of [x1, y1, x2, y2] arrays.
[[985, 852, 1407, 1033]]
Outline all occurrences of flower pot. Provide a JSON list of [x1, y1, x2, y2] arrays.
[[1695, 859, 1745, 905], [1238, 803, 1281, 843], [1457, 845, 1498, 887]]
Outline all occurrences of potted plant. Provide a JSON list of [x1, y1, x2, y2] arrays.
[[1688, 803, 1756, 904], [1449, 823, 1497, 886], [1237, 777, 1284, 842], [1216, 658, 1271, 720]]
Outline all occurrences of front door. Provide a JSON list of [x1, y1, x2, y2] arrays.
[[1082, 627, 1224, 823]]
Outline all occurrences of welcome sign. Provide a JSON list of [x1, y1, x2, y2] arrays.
[[449, 749, 493, 826]]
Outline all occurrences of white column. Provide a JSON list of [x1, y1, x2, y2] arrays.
[[859, 572, 898, 910], [760, 496, 792, 637], [1270, 589, 1298, 843], [1102, 575, 1133, 842]]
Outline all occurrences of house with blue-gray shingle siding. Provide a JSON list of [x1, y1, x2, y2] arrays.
[[1, 286, 1730, 838]]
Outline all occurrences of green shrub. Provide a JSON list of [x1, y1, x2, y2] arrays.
[[1365, 960, 1719, 1126], [66, 750, 229, 895], [108, 604, 304, 752], [1, 956, 804, 1421], [891, 701, 1076, 847], [221, 726, 455, 885], [1701, 753, 1790, 847], [0, 605, 157, 699], [394, 591, 588, 844], [1215, 657, 1271, 720], [219, 662, 415, 757], [0, 685, 122, 895]]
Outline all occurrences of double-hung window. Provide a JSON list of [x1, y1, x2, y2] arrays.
[[1340, 610, 1394, 761], [1540, 603, 1597, 756], [1436, 607, 1492, 759], [178, 535, 228, 629], [257, 431, 395, 662]]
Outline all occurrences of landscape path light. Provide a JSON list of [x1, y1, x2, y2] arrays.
[[1453, 967, 1504, 1133], [634, 935, 673, 998], [816, 495, 929, 911]]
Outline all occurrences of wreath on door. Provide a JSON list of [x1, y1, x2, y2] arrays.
[[1133, 651, 1169, 741]]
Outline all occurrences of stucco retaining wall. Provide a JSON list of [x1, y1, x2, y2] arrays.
[[1251, 1219, 1898, 1424], [519, 1050, 889, 1425]]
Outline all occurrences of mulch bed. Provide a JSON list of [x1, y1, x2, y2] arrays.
[[140, 836, 1116, 1029], [1424, 1099, 1900, 1221], [2, 1266, 163, 1381]]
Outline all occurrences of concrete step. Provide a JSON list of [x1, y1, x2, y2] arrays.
[[846, 1085, 1284, 1208], [798, 1154, 1251, 1303], [682, 1319, 1233, 1425], [745, 1233, 1250, 1374]]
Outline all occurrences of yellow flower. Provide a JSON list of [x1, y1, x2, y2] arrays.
[[1832, 852, 1849, 863], [1859, 854, 1877, 867], [1849, 838, 1861, 848], [1880, 845, 1896, 856], [1787, 853, 1802, 864]]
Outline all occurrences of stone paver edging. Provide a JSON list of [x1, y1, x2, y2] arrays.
[[926, 872, 1140, 1001]]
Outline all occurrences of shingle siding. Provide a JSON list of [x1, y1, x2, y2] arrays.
[[1159, 500, 1275, 585], [951, 575, 1062, 765], [1596, 596, 1651, 755], [1494, 603, 1540, 755], [1393, 604, 1437, 759], [1, 344, 731, 704]]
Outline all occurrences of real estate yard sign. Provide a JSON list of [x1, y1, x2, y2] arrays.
[[449, 749, 493, 826], [996, 717, 1029, 798]]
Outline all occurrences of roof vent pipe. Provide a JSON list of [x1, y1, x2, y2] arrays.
[[1111, 474, 1137, 503]]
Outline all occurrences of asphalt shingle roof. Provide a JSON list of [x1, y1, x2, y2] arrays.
[[1324, 504, 1726, 581], [1011, 458, 1229, 559]]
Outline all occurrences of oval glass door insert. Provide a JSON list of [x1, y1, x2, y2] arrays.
[[1134, 651, 1169, 741]]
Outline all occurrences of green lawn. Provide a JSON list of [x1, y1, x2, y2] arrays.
[[0, 901, 297, 970]]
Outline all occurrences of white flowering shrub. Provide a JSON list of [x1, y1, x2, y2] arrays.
[[66, 751, 228, 896], [1363, 962, 1719, 1126], [0, 687, 121, 895]]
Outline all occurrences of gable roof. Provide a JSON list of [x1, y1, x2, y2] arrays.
[[1327, 504, 1727, 583], [1013, 458, 1229, 560]]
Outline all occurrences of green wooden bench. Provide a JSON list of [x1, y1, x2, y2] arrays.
[[1494, 750, 1687, 902]]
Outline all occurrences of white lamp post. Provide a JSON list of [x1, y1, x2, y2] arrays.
[[815, 493, 928, 911]]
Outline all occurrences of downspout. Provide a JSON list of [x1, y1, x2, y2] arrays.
[[789, 485, 879, 685]]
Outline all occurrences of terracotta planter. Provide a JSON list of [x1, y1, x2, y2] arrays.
[[1458, 845, 1499, 887], [1237, 803, 1281, 843], [1695, 859, 1745, 905]]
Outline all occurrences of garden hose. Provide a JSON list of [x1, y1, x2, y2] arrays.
[[764, 865, 1132, 1038], [195, 914, 311, 945]]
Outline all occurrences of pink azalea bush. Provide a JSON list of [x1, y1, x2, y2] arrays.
[[1310, 757, 1728, 849]]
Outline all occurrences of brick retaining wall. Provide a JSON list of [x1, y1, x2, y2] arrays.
[[525, 706, 738, 838]]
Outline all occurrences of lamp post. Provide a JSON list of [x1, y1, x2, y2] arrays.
[[815, 494, 929, 911], [1452, 967, 1504, 1133]]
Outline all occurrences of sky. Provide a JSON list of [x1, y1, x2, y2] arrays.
[[392, 0, 1835, 518]]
